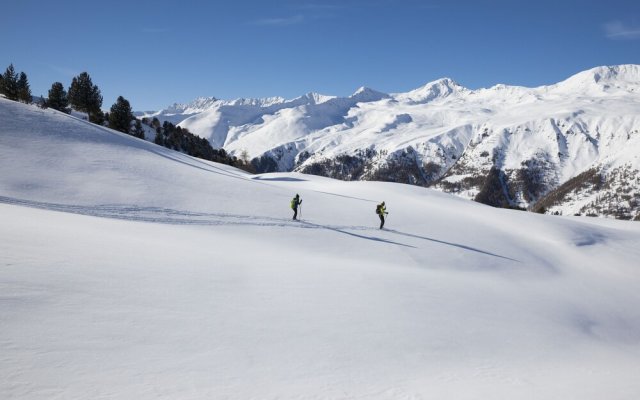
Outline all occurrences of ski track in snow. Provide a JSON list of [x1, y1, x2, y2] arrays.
[[0, 195, 521, 261], [0, 195, 313, 227], [0, 194, 402, 237]]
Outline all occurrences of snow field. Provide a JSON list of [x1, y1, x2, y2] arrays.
[[2, 98, 640, 399]]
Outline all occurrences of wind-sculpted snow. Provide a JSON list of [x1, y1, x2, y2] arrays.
[[2, 85, 640, 400]]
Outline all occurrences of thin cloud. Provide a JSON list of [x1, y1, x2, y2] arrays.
[[289, 2, 346, 21], [362, 0, 439, 9], [252, 14, 304, 26], [47, 64, 78, 78], [293, 3, 344, 11], [604, 20, 640, 39]]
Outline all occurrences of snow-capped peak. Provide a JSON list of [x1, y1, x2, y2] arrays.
[[291, 92, 336, 105], [222, 97, 286, 107], [163, 96, 220, 115], [395, 77, 468, 104], [350, 86, 390, 102], [571, 64, 640, 84], [551, 64, 640, 94]]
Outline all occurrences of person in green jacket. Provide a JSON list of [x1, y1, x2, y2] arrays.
[[291, 194, 302, 220], [376, 201, 388, 229]]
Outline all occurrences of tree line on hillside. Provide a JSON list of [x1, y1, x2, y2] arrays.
[[1, 62, 253, 171], [142, 117, 246, 168], [0, 64, 32, 103], [2, 63, 113, 128]]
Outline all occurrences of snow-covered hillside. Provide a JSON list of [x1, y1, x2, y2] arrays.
[[2, 98, 640, 399], [142, 65, 640, 219]]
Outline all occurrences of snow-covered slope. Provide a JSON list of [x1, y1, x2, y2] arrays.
[[141, 65, 640, 219], [2, 97, 640, 399]]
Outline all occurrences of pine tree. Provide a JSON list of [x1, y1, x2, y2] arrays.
[[93, 109, 106, 125], [108, 96, 133, 134], [2, 64, 19, 101], [154, 126, 164, 145], [151, 117, 161, 130], [239, 149, 251, 165], [133, 119, 145, 139], [68, 72, 103, 122], [39, 94, 49, 109], [47, 82, 69, 113], [17, 72, 31, 103]]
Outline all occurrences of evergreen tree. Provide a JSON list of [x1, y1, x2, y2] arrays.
[[154, 126, 164, 145], [47, 82, 69, 113], [68, 72, 103, 122], [0, 74, 4, 96], [151, 117, 161, 130], [93, 109, 106, 125], [39, 94, 49, 109], [239, 149, 251, 165], [133, 119, 145, 139], [17, 72, 31, 103], [2, 64, 19, 101], [138, 117, 238, 167], [108, 96, 133, 134]]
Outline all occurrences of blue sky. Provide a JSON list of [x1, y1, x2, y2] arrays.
[[2, 0, 639, 111]]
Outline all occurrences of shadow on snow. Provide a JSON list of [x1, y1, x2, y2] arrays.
[[2, 196, 519, 258], [384, 229, 520, 262]]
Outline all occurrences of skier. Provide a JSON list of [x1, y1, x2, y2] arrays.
[[376, 201, 388, 229], [291, 194, 302, 220]]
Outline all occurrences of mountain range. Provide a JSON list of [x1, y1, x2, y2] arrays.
[[139, 65, 640, 220]]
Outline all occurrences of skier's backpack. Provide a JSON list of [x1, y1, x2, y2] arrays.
[[291, 198, 296, 210], [376, 204, 382, 215]]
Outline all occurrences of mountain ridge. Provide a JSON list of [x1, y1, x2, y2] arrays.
[[138, 64, 640, 219], [142, 64, 640, 117]]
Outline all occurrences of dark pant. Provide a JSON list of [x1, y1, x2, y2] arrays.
[[379, 214, 385, 229], [293, 207, 298, 220]]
